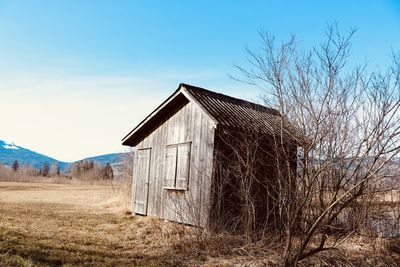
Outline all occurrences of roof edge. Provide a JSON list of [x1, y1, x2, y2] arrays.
[[180, 84, 218, 127], [121, 83, 218, 146], [121, 84, 182, 145], [180, 83, 281, 116]]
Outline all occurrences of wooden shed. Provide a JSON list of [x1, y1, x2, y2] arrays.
[[122, 83, 300, 228]]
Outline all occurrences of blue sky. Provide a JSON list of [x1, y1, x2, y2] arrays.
[[0, 0, 400, 161]]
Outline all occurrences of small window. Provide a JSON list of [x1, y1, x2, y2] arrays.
[[164, 142, 191, 190]]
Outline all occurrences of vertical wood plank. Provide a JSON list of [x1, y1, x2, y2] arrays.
[[176, 143, 190, 190], [134, 148, 151, 215], [132, 101, 215, 227]]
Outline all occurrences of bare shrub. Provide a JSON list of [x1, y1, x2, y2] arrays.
[[384, 238, 400, 254], [66, 160, 103, 183], [0, 163, 74, 183], [108, 150, 133, 211], [232, 24, 400, 266]]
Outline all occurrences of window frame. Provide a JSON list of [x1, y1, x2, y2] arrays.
[[163, 142, 191, 191]]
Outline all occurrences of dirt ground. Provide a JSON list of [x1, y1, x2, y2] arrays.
[[0, 182, 399, 267]]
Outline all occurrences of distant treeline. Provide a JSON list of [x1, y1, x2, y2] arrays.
[[0, 159, 114, 181]]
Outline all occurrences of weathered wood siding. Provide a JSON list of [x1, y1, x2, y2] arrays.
[[133, 148, 151, 215], [132, 101, 215, 226]]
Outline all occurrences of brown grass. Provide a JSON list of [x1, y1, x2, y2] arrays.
[[0, 182, 272, 266], [0, 182, 399, 266]]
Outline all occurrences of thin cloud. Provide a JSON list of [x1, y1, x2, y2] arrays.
[[0, 69, 254, 162]]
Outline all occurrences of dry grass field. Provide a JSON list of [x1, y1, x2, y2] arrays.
[[0, 182, 399, 267], [0, 182, 263, 267]]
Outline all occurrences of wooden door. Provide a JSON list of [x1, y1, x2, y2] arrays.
[[133, 148, 151, 215]]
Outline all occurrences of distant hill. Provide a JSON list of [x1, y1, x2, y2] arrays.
[[0, 139, 126, 171], [81, 153, 126, 166], [0, 140, 68, 170]]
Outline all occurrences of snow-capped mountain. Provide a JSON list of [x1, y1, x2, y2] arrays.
[[0, 140, 68, 170], [0, 140, 125, 170], [2, 140, 19, 150]]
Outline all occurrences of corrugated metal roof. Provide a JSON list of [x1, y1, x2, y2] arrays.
[[122, 83, 304, 146], [181, 83, 303, 143]]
